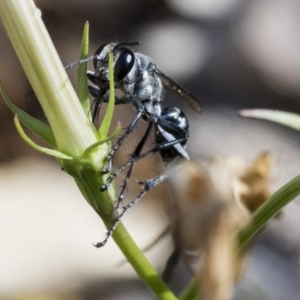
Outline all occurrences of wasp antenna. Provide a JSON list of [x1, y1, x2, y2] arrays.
[[128, 41, 142, 46], [113, 41, 141, 51], [65, 55, 95, 71]]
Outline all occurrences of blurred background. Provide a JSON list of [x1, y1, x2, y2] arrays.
[[1, 0, 300, 299]]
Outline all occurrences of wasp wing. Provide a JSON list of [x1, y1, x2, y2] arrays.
[[156, 68, 202, 115]]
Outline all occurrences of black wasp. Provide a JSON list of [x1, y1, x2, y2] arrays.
[[86, 42, 201, 246], [87, 42, 201, 173]]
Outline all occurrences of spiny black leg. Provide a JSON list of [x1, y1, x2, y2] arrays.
[[117, 163, 135, 207], [95, 174, 167, 248], [92, 95, 103, 123], [117, 122, 153, 206], [100, 135, 188, 191], [99, 122, 152, 193], [100, 159, 134, 191], [101, 112, 189, 190], [100, 122, 152, 192], [101, 104, 144, 174], [87, 84, 105, 123]]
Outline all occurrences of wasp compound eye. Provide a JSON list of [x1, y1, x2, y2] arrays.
[[114, 49, 135, 82]]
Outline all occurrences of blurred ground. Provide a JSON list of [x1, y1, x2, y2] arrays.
[[1, 0, 300, 299]]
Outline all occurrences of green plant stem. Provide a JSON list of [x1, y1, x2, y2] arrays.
[[0, 1, 177, 299], [0, 1, 97, 157]]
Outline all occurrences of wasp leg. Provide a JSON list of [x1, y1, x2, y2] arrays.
[[95, 174, 167, 248], [101, 101, 144, 174], [117, 122, 153, 207]]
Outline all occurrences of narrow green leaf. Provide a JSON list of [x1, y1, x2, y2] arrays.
[[14, 115, 72, 160], [238, 174, 300, 250], [99, 49, 115, 138], [76, 21, 91, 121], [239, 109, 300, 131], [0, 80, 57, 147], [84, 124, 121, 155]]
